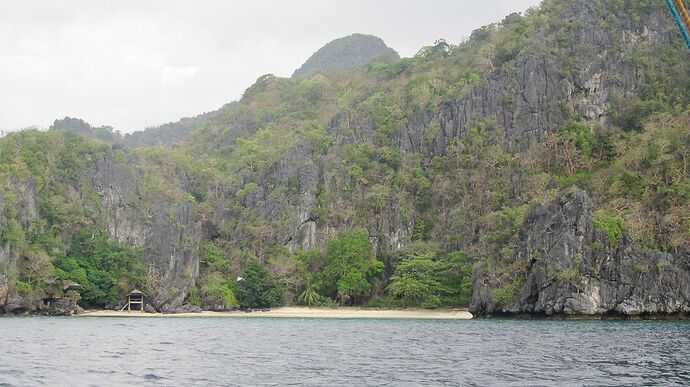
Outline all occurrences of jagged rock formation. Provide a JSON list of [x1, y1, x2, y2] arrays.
[[91, 152, 201, 311], [0, 178, 40, 314], [471, 188, 690, 316], [0, 153, 200, 313], [292, 33, 399, 78], [398, 3, 674, 155], [2, 0, 690, 315]]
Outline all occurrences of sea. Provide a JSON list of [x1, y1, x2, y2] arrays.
[[1, 317, 689, 386]]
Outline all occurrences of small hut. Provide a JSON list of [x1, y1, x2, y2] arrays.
[[43, 281, 84, 307], [121, 289, 145, 312], [63, 282, 84, 295]]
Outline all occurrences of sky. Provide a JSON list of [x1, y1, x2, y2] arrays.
[[0, 0, 541, 134]]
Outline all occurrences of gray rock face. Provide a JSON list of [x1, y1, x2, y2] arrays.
[[292, 34, 399, 79], [39, 298, 83, 316], [163, 304, 202, 313], [0, 153, 201, 314], [3, 1, 689, 317], [470, 188, 690, 316], [0, 178, 40, 314], [92, 152, 201, 311], [396, 2, 674, 155]]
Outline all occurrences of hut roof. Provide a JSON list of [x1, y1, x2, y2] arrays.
[[128, 289, 144, 295], [63, 282, 84, 291]]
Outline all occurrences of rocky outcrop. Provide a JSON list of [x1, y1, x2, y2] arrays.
[[0, 178, 40, 314], [470, 188, 690, 317], [292, 34, 399, 79], [397, 2, 676, 155], [38, 298, 83, 316], [0, 153, 201, 314], [3, 1, 689, 317], [92, 152, 201, 311]]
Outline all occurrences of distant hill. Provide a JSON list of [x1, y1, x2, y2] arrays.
[[4, 1, 690, 317], [123, 113, 211, 148], [50, 116, 122, 144], [91, 34, 399, 148], [292, 33, 399, 78]]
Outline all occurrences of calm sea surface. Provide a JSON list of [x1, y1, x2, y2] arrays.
[[1, 317, 689, 386]]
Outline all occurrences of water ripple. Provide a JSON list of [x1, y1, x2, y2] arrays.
[[0, 318, 689, 385]]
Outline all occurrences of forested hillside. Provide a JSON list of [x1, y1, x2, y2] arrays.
[[2, 0, 690, 316]]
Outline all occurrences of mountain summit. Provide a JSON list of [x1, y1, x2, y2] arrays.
[[292, 33, 399, 78], [3, 1, 690, 317]]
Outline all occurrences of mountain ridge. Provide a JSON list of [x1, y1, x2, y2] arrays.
[[2, 0, 690, 316]]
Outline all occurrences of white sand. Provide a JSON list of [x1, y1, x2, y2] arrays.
[[77, 306, 473, 319]]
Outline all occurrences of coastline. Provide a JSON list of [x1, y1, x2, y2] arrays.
[[75, 306, 473, 319]]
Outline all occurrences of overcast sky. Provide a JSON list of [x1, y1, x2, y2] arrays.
[[0, 0, 541, 133]]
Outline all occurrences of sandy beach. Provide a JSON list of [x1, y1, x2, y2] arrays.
[[77, 306, 473, 319]]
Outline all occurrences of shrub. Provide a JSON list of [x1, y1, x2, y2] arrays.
[[234, 259, 284, 309], [592, 209, 627, 244], [491, 283, 517, 306]]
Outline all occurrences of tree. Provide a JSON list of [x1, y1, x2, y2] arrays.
[[387, 253, 442, 308], [336, 271, 371, 305], [21, 249, 53, 286], [298, 276, 320, 307], [234, 259, 284, 309], [387, 250, 474, 308], [318, 228, 383, 304], [199, 272, 238, 309], [199, 241, 230, 273], [53, 227, 146, 307]]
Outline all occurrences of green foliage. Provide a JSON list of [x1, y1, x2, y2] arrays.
[[319, 228, 382, 304], [234, 259, 284, 309], [557, 268, 581, 283], [53, 227, 146, 307], [186, 287, 202, 306], [305, 124, 332, 155], [619, 98, 665, 132], [411, 219, 429, 241], [387, 253, 442, 308], [482, 205, 530, 246], [1, 218, 25, 245], [15, 280, 33, 295], [199, 272, 238, 308], [298, 276, 321, 307], [491, 284, 515, 307], [199, 241, 230, 273], [388, 250, 473, 308], [558, 122, 597, 159], [337, 271, 372, 301], [592, 209, 627, 244]]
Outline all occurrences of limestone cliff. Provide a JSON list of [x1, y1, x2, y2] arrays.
[[470, 188, 690, 316], [2, 0, 690, 315]]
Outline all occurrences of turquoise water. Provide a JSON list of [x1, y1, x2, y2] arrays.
[[1, 317, 689, 385]]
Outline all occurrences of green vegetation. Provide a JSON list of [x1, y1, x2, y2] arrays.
[[53, 228, 146, 307], [2, 0, 690, 313], [592, 209, 627, 244], [388, 249, 473, 308], [298, 276, 320, 306], [318, 228, 382, 305], [234, 260, 284, 309], [491, 283, 517, 307]]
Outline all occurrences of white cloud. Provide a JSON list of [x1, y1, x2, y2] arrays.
[[0, 0, 541, 133]]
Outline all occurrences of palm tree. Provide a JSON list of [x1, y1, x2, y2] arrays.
[[298, 277, 320, 307]]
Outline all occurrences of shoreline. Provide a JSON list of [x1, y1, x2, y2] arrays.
[[75, 306, 473, 319]]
